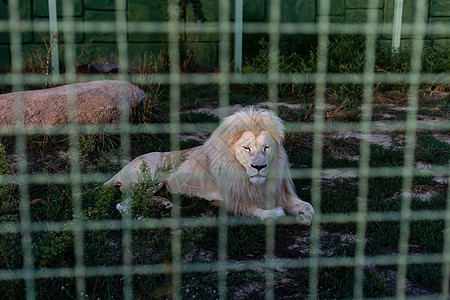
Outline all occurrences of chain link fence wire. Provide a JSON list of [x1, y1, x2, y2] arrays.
[[0, 0, 449, 299]]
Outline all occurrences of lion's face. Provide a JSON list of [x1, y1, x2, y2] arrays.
[[233, 131, 276, 185]]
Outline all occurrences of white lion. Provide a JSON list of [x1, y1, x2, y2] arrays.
[[105, 108, 314, 224]]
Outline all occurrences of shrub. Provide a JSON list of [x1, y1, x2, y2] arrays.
[[242, 39, 316, 99]]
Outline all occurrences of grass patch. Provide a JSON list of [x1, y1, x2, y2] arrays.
[[1, 132, 447, 297], [0, 143, 18, 222], [369, 144, 404, 167], [318, 267, 395, 298], [277, 104, 313, 122], [416, 135, 450, 165], [181, 272, 218, 299], [407, 264, 442, 292], [180, 111, 219, 123], [228, 224, 266, 260]]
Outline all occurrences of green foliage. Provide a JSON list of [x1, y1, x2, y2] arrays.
[[88, 147, 121, 174], [130, 161, 163, 218], [129, 54, 166, 124], [83, 184, 121, 221], [421, 44, 450, 74], [0, 143, 8, 175], [128, 156, 184, 219], [0, 234, 22, 269], [242, 39, 316, 98], [30, 184, 73, 222], [376, 47, 411, 73], [328, 35, 365, 73], [244, 35, 448, 104], [375, 43, 449, 92], [33, 232, 74, 268]]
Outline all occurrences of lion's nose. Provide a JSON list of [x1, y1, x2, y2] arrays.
[[251, 164, 267, 171]]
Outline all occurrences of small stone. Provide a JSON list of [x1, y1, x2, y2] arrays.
[[76, 63, 120, 74]]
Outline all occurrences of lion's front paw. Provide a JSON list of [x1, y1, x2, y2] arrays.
[[285, 198, 315, 226], [153, 196, 173, 209], [254, 207, 286, 219], [295, 202, 314, 226]]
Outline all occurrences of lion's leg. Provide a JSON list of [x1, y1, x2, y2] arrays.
[[251, 207, 286, 219], [283, 179, 314, 225]]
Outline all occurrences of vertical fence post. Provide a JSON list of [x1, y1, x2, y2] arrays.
[[234, 0, 243, 73], [48, 0, 59, 75], [392, 0, 404, 51]]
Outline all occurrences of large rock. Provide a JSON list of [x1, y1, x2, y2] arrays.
[[0, 80, 146, 127]]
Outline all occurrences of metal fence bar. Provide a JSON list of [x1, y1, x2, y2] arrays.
[[309, 0, 331, 298], [7, 0, 35, 299], [1, 71, 449, 87], [392, 0, 404, 51], [114, 0, 134, 297], [266, 0, 282, 299], [0, 117, 449, 138], [2, 207, 450, 235], [353, 0, 379, 297], [395, 0, 427, 297], [443, 179, 450, 298], [58, 1, 87, 298], [1, 252, 449, 280], [47, 0, 60, 75], [167, 1, 182, 299], [1, 19, 449, 36], [218, 0, 231, 298], [233, 0, 243, 73]]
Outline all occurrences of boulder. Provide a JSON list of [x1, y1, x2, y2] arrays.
[[0, 80, 146, 126]]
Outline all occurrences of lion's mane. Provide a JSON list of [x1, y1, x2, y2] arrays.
[[200, 107, 295, 215]]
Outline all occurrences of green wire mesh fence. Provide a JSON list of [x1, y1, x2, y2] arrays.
[[0, 0, 449, 299]]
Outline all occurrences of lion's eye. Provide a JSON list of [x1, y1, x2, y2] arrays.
[[243, 146, 251, 152], [263, 146, 269, 151]]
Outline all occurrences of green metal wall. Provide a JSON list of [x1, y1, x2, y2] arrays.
[[0, 0, 449, 68]]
